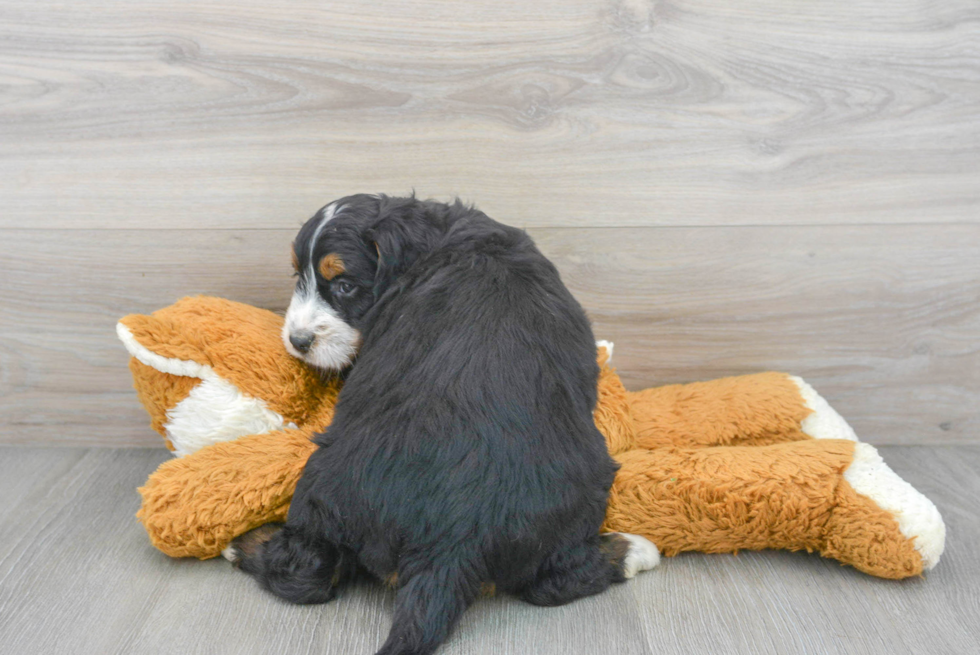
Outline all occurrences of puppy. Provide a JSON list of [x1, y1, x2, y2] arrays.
[[226, 195, 658, 655]]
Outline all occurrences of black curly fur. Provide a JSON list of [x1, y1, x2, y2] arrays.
[[230, 195, 630, 655]]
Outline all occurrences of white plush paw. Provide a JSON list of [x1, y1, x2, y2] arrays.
[[845, 443, 946, 570], [619, 533, 660, 578], [596, 340, 615, 362], [789, 375, 858, 442]]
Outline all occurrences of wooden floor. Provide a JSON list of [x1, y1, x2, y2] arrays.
[[0, 445, 976, 655]]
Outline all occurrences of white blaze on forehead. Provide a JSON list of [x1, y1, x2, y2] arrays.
[[283, 201, 360, 370], [282, 203, 361, 369], [307, 203, 338, 281]]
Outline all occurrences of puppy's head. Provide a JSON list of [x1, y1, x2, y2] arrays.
[[283, 194, 447, 371]]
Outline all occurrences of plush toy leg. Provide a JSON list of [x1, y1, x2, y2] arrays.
[[137, 428, 316, 559], [823, 442, 945, 577], [626, 372, 856, 450], [602, 439, 944, 579]]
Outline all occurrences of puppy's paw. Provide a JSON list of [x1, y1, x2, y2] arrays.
[[221, 544, 240, 564], [619, 533, 660, 578], [601, 532, 661, 580], [223, 523, 284, 567]]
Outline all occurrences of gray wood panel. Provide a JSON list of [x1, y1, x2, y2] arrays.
[[0, 445, 975, 654], [1, 224, 977, 447], [1, 0, 978, 229]]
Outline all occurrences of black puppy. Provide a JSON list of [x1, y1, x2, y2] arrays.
[[226, 195, 658, 655]]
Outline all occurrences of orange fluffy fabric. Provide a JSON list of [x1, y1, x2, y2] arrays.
[[120, 297, 943, 579]]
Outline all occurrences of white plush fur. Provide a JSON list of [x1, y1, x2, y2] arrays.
[[595, 340, 614, 363], [618, 533, 660, 578], [845, 443, 946, 570], [164, 376, 286, 457], [789, 375, 858, 441], [117, 322, 286, 457], [116, 322, 209, 380]]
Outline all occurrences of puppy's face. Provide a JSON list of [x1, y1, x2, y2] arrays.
[[283, 196, 383, 371]]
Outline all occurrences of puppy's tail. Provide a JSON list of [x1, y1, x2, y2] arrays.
[[224, 522, 356, 604]]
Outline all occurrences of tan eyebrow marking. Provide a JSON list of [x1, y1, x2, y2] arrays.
[[318, 253, 346, 280], [291, 243, 299, 272]]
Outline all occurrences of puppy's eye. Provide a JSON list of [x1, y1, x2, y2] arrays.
[[334, 281, 356, 297]]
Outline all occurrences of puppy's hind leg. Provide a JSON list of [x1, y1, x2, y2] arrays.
[[375, 563, 482, 655], [225, 523, 357, 605], [518, 533, 659, 607]]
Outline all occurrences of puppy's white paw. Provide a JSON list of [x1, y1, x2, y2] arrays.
[[221, 545, 239, 563], [619, 533, 660, 578]]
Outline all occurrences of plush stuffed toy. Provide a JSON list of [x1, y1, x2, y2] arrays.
[[118, 296, 945, 580]]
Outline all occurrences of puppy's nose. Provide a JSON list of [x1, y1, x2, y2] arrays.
[[289, 330, 315, 354]]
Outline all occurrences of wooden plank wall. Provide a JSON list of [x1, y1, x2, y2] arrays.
[[1, 0, 978, 447]]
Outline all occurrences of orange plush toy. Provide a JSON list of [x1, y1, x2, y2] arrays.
[[119, 296, 945, 580]]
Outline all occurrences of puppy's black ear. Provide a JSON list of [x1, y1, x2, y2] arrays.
[[368, 218, 406, 299], [367, 204, 445, 298]]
